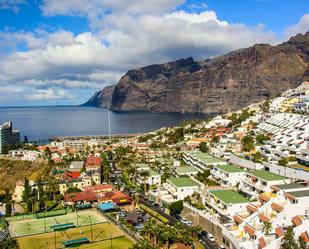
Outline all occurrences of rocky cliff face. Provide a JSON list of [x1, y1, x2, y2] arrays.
[[82, 85, 115, 108], [85, 32, 309, 113]]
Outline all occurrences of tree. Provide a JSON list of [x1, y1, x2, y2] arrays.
[[199, 142, 209, 153], [252, 152, 263, 163], [256, 134, 270, 144], [241, 135, 255, 152], [4, 188, 12, 217], [298, 236, 307, 249], [140, 170, 149, 194], [281, 226, 299, 249], [169, 200, 183, 216], [23, 136, 28, 144], [262, 221, 272, 235], [278, 158, 288, 166]]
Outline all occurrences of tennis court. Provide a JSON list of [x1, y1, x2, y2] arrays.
[[17, 223, 134, 249], [9, 209, 107, 238]]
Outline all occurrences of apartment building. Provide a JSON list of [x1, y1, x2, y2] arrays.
[[211, 164, 246, 187], [183, 150, 226, 170], [0, 122, 20, 153], [240, 170, 291, 200]]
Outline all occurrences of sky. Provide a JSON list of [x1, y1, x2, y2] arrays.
[[0, 0, 308, 106]]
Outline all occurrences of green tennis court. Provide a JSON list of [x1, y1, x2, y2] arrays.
[[17, 223, 134, 249], [9, 210, 107, 238]]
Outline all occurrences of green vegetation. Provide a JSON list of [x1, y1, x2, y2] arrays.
[[195, 170, 218, 186], [209, 190, 249, 204], [139, 204, 169, 224], [168, 200, 183, 216], [241, 135, 255, 152], [251, 170, 286, 181], [166, 127, 184, 144], [281, 226, 299, 249], [0, 158, 52, 191], [255, 134, 270, 144], [228, 108, 256, 126], [199, 142, 209, 153]]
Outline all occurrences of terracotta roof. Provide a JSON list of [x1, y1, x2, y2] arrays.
[[292, 216, 303, 226], [271, 203, 284, 212], [258, 237, 266, 248], [64, 191, 98, 202], [98, 191, 131, 204], [275, 227, 284, 238], [233, 214, 244, 224], [244, 224, 256, 236], [247, 204, 258, 213], [82, 184, 113, 192], [259, 193, 270, 202], [259, 214, 270, 222], [300, 231, 309, 243], [85, 156, 102, 167]]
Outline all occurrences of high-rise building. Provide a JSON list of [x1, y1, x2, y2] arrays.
[[0, 122, 20, 153]]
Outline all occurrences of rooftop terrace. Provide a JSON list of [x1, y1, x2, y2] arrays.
[[215, 164, 245, 173], [186, 151, 224, 164], [176, 166, 198, 174], [251, 170, 286, 181], [168, 177, 199, 188], [209, 190, 249, 204]]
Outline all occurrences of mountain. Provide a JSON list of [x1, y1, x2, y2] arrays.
[[81, 85, 115, 108], [84, 32, 309, 113]]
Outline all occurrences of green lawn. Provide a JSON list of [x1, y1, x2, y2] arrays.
[[17, 223, 134, 249], [209, 190, 249, 204], [251, 170, 286, 181], [9, 210, 107, 237], [215, 164, 244, 173]]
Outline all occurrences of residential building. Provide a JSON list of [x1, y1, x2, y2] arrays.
[[183, 151, 226, 170], [0, 122, 20, 153], [240, 170, 291, 200], [211, 164, 246, 187], [204, 189, 250, 218], [176, 166, 199, 176]]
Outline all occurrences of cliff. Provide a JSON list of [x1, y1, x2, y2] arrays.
[[84, 31, 309, 113], [81, 85, 115, 108]]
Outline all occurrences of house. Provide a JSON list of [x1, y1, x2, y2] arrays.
[[176, 166, 199, 176], [211, 164, 246, 187], [240, 170, 291, 200], [204, 189, 250, 218], [164, 177, 200, 200], [85, 155, 102, 171], [183, 151, 226, 170]]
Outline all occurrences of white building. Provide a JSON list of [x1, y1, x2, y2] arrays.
[[211, 164, 246, 187], [240, 170, 291, 200]]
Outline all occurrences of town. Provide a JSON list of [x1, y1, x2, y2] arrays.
[[0, 82, 308, 249]]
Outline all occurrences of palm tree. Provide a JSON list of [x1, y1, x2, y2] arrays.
[[140, 170, 149, 194], [262, 221, 272, 235]]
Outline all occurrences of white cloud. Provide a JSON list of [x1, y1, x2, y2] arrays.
[[0, 0, 28, 13], [25, 88, 75, 101], [2, 1, 304, 104], [285, 13, 309, 37]]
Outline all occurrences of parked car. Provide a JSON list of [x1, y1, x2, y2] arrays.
[[118, 210, 127, 217], [186, 221, 193, 226], [218, 245, 226, 249], [206, 233, 215, 242]]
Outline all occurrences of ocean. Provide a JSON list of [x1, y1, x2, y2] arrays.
[[0, 106, 213, 143]]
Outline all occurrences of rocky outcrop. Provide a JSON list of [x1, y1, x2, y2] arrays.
[[85, 32, 309, 113], [81, 85, 115, 108]]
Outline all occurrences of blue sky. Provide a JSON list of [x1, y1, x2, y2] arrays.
[[0, 0, 308, 106]]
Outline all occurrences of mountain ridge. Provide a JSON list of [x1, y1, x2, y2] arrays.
[[83, 31, 309, 113]]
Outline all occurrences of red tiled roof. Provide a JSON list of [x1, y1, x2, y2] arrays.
[[98, 191, 131, 204], [258, 237, 266, 248], [300, 231, 309, 243], [259, 193, 270, 202], [259, 214, 270, 222], [271, 203, 284, 212], [85, 156, 102, 168], [292, 216, 302, 226], [275, 227, 284, 238], [233, 214, 244, 224], [82, 184, 113, 193], [244, 224, 256, 236], [247, 204, 258, 213], [64, 191, 98, 202]]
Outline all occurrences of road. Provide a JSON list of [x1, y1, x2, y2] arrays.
[[139, 196, 217, 249]]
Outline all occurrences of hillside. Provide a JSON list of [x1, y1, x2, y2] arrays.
[[84, 31, 309, 113], [0, 159, 52, 192]]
